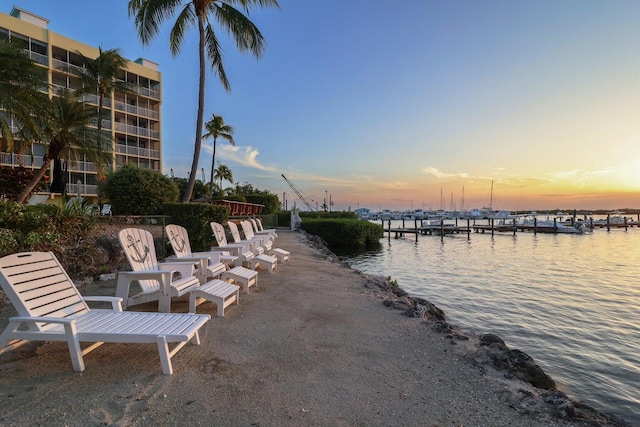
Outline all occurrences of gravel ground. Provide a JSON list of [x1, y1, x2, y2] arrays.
[[0, 229, 618, 426]]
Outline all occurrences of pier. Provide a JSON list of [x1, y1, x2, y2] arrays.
[[380, 214, 640, 241]]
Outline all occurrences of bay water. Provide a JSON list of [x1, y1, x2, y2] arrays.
[[343, 221, 639, 424]]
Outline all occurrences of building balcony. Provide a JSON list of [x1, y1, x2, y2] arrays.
[[81, 93, 113, 109], [0, 152, 44, 168], [113, 100, 159, 120], [51, 58, 84, 76], [66, 182, 98, 196], [117, 80, 161, 100], [67, 160, 98, 173], [113, 122, 160, 139], [23, 49, 48, 66], [115, 144, 160, 159]]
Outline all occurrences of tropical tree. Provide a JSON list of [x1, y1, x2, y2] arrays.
[[15, 90, 112, 203], [0, 38, 48, 153], [214, 163, 233, 194], [76, 47, 132, 136], [203, 113, 234, 196], [128, 0, 280, 203]]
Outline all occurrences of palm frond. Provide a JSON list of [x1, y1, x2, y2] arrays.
[[170, 4, 197, 56], [205, 24, 231, 91], [210, 2, 266, 57]]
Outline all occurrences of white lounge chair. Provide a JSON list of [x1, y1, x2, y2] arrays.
[[27, 193, 49, 205], [229, 221, 277, 273], [230, 220, 272, 254], [248, 218, 276, 241], [101, 204, 112, 216], [165, 224, 228, 283], [210, 221, 256, 266], [246, 220, 289, 264], [252, 218, 278, 240], [118, 228, 200, 313], [0, 251, 210, 375]]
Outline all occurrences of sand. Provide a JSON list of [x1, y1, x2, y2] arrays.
[[0, 229, 609, 426]]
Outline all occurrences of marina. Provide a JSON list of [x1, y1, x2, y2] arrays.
[[379, 213, 640, 240]]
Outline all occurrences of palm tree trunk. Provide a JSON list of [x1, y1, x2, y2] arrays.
[[209, 136, 217, 197], [16, 158, 52, 203], [183, 16, 208, 202]]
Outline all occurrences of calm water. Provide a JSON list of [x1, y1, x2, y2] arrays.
[[344, 222, 640, 424]]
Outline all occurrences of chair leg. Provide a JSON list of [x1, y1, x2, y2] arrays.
[[157, 336, 173, 375], [63, 322, 85, 372]]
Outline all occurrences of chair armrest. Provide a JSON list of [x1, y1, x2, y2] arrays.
[[83, 296, 123, 311], [9, 315, 76, 324], [159, 262, 196, 278], [116, 270, 175, 300], [190, 251, 222, 264]]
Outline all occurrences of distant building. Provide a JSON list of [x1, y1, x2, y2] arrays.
[[0, 6, 162, 200]]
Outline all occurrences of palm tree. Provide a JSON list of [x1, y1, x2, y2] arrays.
[[128, 0, 280, 202], [214, 163, 233, 195], [0, 39, 48, 153], [203, 113, 234, 197], [76, 47, 132, 146], [16, 90, 112, 203]]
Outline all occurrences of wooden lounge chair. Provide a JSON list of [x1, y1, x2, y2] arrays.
[[245, 220, 289, 264], [252, 218, 278, 240], [209, 221, 256, 266], [165, 224, 228, 283], [248, 218, 276, 241], [229, 220, 272, 254], [229, 221, 277, 273], [0, 251, 210, 375], [118, 228, 200, 313]]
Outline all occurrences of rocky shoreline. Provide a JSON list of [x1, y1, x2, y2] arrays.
[[303, 232, 630, 427]]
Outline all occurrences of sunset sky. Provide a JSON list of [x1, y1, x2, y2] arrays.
[[13, 0, 640, 211]]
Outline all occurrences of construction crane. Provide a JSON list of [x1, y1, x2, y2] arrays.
[[281, 174, 317, 211]]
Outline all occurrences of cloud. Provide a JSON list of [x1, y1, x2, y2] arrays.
[[422, 167, 470, 179], [203, 143, 278, 172]]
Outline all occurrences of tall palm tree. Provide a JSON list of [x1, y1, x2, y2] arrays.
[[16, 90, 112, 203], [128, 0, 280, 202], [214, 163, 233, 194], [0, 39, 48, 153], [203, 113, 234, 197], [76, 47, 132, 147]]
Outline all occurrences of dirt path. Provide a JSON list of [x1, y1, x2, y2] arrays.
[[0, 229, 594, 426]]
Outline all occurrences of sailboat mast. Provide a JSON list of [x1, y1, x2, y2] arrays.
[[489, 180, 494, 211]]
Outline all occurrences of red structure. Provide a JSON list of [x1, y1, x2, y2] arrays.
[[212, 199, 264, 216]]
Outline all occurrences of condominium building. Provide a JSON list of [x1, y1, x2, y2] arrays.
[[0, 6, 162, 200]]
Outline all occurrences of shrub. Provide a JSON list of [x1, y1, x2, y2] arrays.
[[101, 164, 179, 215], [300, 218, 383, 248], [163, 202, 230, 252], [245, 193, 280, 215]]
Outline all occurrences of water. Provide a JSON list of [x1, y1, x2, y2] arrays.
[[344, 222, 640, 424]]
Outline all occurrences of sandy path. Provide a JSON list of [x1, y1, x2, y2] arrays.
[[0, 230, 584, 426]]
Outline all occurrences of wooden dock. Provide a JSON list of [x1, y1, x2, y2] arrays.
[[380, 215, 640, 241]]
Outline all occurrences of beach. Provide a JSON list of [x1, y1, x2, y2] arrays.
[[0, 230, 620, 426]]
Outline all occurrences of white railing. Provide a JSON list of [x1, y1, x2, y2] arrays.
[[0, 152, 44, 168], [132, 85, 161, 100], [113, 122, 160, 139], [51, 58, 84, 76], [66, 182, 98, 196], [67, 160, 98, 173], [115, 144, 160, 159], [24, 50, 48, 66], [113, 100, 159, 119], [81, 93, 112, 109]]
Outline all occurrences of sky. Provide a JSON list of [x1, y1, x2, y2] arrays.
[[10, 0, 640, 212]]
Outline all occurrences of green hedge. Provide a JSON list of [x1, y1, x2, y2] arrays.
[[163, 203, 230, 251], [299, 218, 383, 248]]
